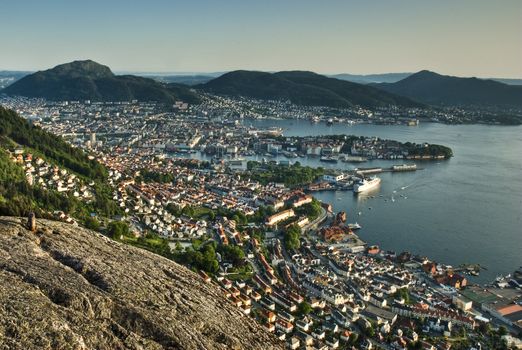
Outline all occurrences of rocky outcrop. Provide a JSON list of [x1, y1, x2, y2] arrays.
[[0, 217, 283, 350]]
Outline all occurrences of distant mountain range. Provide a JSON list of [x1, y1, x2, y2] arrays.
[[2, 60, 200, 104], [2, 62, 522, 111], [146, 74, 216, 86], [330, 72, 522, 86], [198, 70, 422, 109], [329, 73, 413, 84], [371, 70, 522, 108], [0, 71, 31, 89]]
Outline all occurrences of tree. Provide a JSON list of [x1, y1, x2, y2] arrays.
[[297, 301, 312, 315], [348, 333, 358, 345], [218, 245, 245, 266], [174, 242, 219, 274], [295, 199, 322, 220], [84, 216, 100, 231], [108, 221, 130, 239], [393, 288, 411, 304], [284, 224, 301, 251]]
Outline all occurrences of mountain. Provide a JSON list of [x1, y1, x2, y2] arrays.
[[330, 72, 413, 84], [2, 60, 200, 104], [0, 71, 31, 89], [199, 70, 423, 109], [150, 74, 216, 85], [373, 70, 522, 108], [330, 72, 522, 86], [488, 78, 522, 86], [0, 216, 283, 350]]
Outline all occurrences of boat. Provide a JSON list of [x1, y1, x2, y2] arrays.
[[326, 118, 334, 125], [392, 164, 417, 172], [342, 155, 367, 163], [353, 177, 381, 193], [320, 156, 338, 163], [348, 222, 361, 230]]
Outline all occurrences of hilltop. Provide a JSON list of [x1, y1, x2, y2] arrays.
[[2, 60, 200, 104], [0, 216, 283, 350], [199, 70, 423, 109], [372, 70, 522, 108]]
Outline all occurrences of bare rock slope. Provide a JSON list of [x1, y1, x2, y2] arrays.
[[0, 217, 283, 350]]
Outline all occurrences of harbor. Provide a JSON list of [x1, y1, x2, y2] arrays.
[[243, 118, 522, 284]]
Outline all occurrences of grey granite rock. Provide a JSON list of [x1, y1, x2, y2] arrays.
[[0, 217, 283, 350]]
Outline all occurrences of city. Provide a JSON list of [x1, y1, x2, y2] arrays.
[[0, 1, 521, 349], [1, 92, 520, 349]]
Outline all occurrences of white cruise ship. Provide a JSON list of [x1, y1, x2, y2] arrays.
[[353, 177, 381, 193]]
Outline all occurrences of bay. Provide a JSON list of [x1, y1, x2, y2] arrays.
[[243, 119, 522, 283]]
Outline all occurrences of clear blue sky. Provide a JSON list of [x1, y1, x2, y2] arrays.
[[1, 0, 521, 77]]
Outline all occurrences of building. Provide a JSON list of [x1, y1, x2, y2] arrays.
[[322, 173, 345, 183], [266, 209, 295, 226]]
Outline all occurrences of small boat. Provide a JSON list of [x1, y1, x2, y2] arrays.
[[348, 222, 362, 230], [358, 211, 362, 216]]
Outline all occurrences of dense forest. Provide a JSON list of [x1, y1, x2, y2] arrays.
[[0, 106, 119, 219]]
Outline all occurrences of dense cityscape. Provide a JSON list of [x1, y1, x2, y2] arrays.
[[1, 93, 520, 350]]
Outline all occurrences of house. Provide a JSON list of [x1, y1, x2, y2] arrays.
[[265, 209, 295, 226], [295, 331, 314, 346], [259, 309, 276, 323], [312, 329, 325, 340], [326, 337, 340, 349], [278, 311, 295, 323], [291, 194, 313, 208], [287, 337, 300, 350], [422, 262, 437, 275], [323, 320, 339, 333], [296, 317, 313, 332], [322, 173, 345, 183], [452, 295, 472, 311], [427, 317, 452, 334], [275, 319, 294, 333]]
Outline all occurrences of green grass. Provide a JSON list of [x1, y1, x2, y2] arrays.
[[192, 207, 215, 219]]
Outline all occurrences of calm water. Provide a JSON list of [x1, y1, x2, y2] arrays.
[[244, 119, 522, 283]]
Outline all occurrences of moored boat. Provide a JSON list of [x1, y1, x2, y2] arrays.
[[353, 177, 381, 193]]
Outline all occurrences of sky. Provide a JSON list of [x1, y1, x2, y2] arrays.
[[1, 0, 521, 78]]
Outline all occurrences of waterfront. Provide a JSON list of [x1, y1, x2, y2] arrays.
[[244, 119, 522, 283]]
